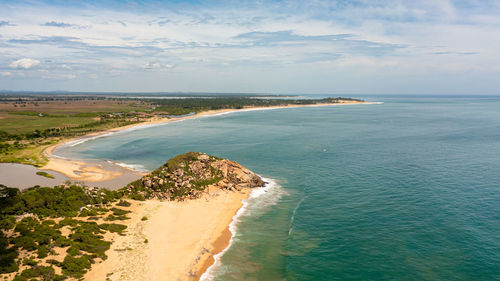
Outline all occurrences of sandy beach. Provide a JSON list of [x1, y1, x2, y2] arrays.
[[84, 188, 251, 281], [41, 100, 371, 185]]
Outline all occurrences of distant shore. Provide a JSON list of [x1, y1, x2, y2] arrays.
[[41, 100, 373, 186]]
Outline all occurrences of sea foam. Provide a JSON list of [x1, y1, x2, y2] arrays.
[[107, 161, 149, 173], [200, 177, 285, 281]]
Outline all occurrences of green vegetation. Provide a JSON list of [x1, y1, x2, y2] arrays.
[[0, 183, 127, 279], [124, 152, 235, 201], [116, 199, 131, 207], [0, 185, 118, 218], [149, 96, 359, 114], [13, 265, 64, 281], [165, 151, 200, 172], [0, 96, 152, 166], [0, 151, 280, 279], [36, 171, 55, 179], [99, 223, 127, 235]]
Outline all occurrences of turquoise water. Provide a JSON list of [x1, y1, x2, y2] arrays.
[[57, 97, 500, 280]]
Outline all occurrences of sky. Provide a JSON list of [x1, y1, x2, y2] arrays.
[[0, 0, 499, 95]]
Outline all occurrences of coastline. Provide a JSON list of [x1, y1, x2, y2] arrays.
[[83, 188, 252, 281], [17, 100, 372, 280], [41, 100, 373, 184]]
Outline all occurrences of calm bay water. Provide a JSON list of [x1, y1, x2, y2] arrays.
[[57, 97, 500, 280]]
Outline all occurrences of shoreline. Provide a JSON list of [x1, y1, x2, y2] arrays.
[[83, 188, 252, 281], [41, 100, 374, 184], [2, 101, 374, 280], [13, 101, 372, 280]]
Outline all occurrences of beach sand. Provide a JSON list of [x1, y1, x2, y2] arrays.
[[84, 188, 250, 281]]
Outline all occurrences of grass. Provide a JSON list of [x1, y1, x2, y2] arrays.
[[0, 140, 54, 166], [35, 171, 55, 179], [0, 112, 97, 135], [0, 99, 151, 166]]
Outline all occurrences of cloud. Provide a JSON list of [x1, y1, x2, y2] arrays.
[[8, 36, 83, 46], [0, 0, 499, 94], [0, 71, 12, 77], [9, 58, 40, 69], [42, 21, 89, 29], [142, 61, 175, 69], [234, 31, 353, 44], [433, 51, 479, 56], [233, 30, 404, 56], [0, 20, 15, 27]]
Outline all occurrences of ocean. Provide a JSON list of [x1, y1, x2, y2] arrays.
[[55, 96, 500, 280]]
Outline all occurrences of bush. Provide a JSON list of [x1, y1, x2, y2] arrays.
[[61, 255, 91, 278], [23, 258, 38, 266], [36, 171, 55, 179], [37, 246, 49, 259], [129, 193, 145, 201], [0, 215, 16, 230], [111, 207, 130, 216], [14, 265, 60, 281], [116, 199, 131, 207], [0, 232, 19, 273], [99, 223, 127, 234]]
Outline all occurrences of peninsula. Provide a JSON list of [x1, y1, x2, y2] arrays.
[[0, 152, 265, 280]]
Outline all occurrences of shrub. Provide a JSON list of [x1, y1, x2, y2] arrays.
[[99, 223, 127, 234], [116, 199, 131, 207], [111, 208, 130, 216], [129, 193, 145, 201], [36, 171, 55, 179], [37, 246, 49, 259], [14, 265, 59, 281], [61, 255, 91, 278], [0, 232, 18, 273]]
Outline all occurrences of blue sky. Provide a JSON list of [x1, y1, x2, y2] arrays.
[[0, 0, 499, 94]]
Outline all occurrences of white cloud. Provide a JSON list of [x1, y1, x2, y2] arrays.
[[9, 58, 40, 69], [0, 71, 12, 77], [142, 61, 162, 69], [0, 1, 499, 93], [142, 61, 175, 70]]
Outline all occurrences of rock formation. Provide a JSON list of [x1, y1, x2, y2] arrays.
[[123, 152, 265, 201]]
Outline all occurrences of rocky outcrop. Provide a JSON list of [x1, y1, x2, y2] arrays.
[[123, 152, 265, 201]]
